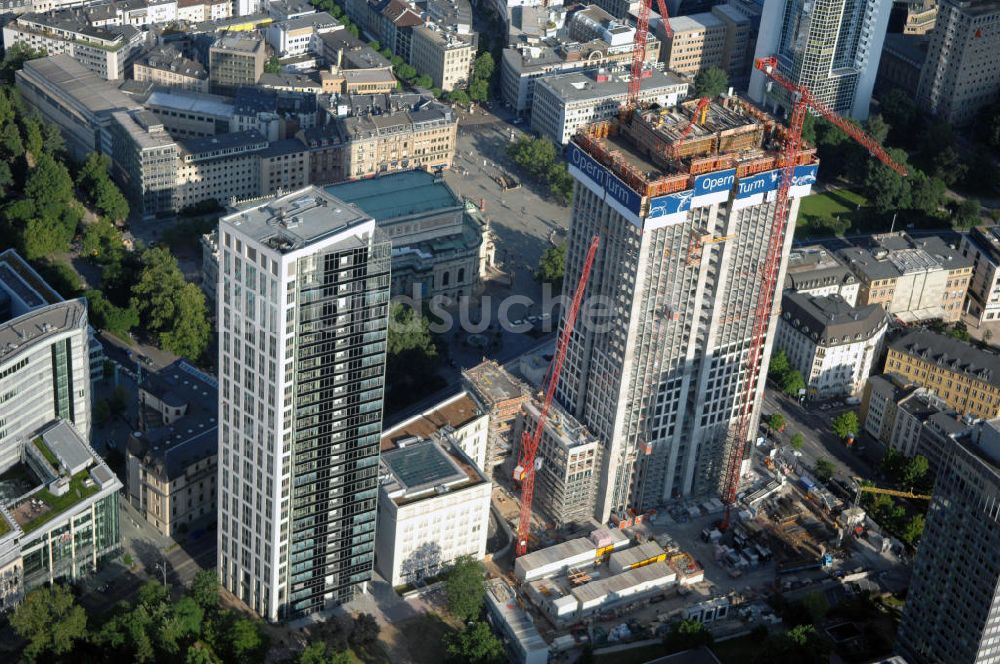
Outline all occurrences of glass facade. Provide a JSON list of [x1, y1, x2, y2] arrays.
[[287, 242, 391, 616]]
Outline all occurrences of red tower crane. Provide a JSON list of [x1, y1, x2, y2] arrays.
[[717, 57, 908, 530], [514, 235, 600, 557], [665, 96, 711, 160], [627, 0, 673, 108]]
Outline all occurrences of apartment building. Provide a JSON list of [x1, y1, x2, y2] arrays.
[[897, 422, 1000, 663], [885, 328, 1000, 420], [917, 0, 1000, 125], [209, 34, 267, 94], [531, 69, 688, 145], [960, 225, 1000, 327], [462, 361, 531, 479], [410, 26, 474, 92], [259, 138, 310, 194], [653, 8, 750, 85], [500, 33, 660, 116], [774, 292, 887, 398], [325, 170, 488, 300], [126, 361, 218, 536], [3, 12, 144, 80], [838, 232, 973, 323], [861, 373, 911, 444], [558, 97, 816, 521], [337, 99, 457, 178], [784, 246, 859, 305], [512, 400, 602, 526], [889, 388, 967, 473], [750, 0, 893, 120], [375, 438, 490, 587], [265, 11, 341, 57], [176, 0, 232, 22], [217, 187, 392, 621], [134, 45, 210, 93]]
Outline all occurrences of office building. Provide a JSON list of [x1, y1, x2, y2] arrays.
[[209, 34, 267, 94], [875, 33, 930, 98], [917, 0, 1000, 125], [654, 7, 752, 84], [531, 69, 688, 145], [173, 131, 269, 210], [896, 421, 1000, 663], [201, 230, 220, 306], [265, 11, 341, 57], [374, 437, 490, 587], [2, 12, 144, 81], [381, 391, 489, 470], [784, 245, 860, 305], [462, 361, 532, 479], [176, 0, 233, 22], [889, 388, 967, 472], [838, 232, 973, 323], [774, 292, 887, 397], [885, 328, 1000, 420], [860, 373, 911, 443], [500, 33, 660, 116], [511, 400, 602, 525], [141, 88, 235, 138], [960, 225, 1000, 327], [325, 170, 489, 299], [558, 97, 817, 522], [749, 0, 893, 120], [217, 186, 392, 621], [134, 46, 210, 93], [410, 26, 475, 92], [126, 361, 218, 537], [1, 420, 122, 594]]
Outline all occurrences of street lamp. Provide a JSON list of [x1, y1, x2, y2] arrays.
[[154, 558, 167, 586]]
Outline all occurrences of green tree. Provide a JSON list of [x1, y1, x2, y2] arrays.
[[86, 289, 139, 339], [864, 113, 890, 144], [790, 432, 805, 451], [298, 642, 335, 664], [445, 555, 486, 621], [444, 622, 504, 664], [814, 458, 835, 483], [535, 243, 566, 288], [864, 147, 911, 213], [22, 116, 43, 157], [909, 170, 946, 215], [768, 349, 790, 381], [953, 198, 982, 229], [767, 413, 786, 432], [265, 55, 282, 74], [414, 74, 433, 89], [977, 100, 1000, 150], [693, 66, 728, 98], [227, 616, 268, 663], [159, 283, 211, 360], [547, 162, 574, 204], [507, 136, 557, 180], [921, 122, 966, 186], [0, 43, 47, 84], [832, 411, 859, 440], [368, 40, 380, 51], [663, 619, 713, 652], [131, 247, 211, 360], [901, 513, 925, 545], [879, 88, 918, 145], [81, 217, 125, 262], [963, 148, 1000, 195], [781, 370, 806, 398], [185, 642, 222, 664], [190, 569, 220, 611], [901, 454, 930, 487], [11, 584, 88, 662], [447, 89, 470, 105], [469, 78, 489, 102], [381, 47, 393, 59], [396, 63, 417, 81], [391, 54, 403, 67], [473, 52, 495, 82], [350, 612, 380, 647]]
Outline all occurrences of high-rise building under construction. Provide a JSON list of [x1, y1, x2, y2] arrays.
[[557, 98, 818, 523]]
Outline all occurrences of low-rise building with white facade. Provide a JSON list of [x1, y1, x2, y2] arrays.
[[784, 245, 859, 306], [485, 578, 549, 664], [530, 68, 687, 145], [374, 437, 490, 587], [380, 391, 489, 469], [775, 292, 888, 398], [265, 11, 341, 57]]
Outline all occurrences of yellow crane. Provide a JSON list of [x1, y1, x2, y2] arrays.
[[851, 477, 931, 506]]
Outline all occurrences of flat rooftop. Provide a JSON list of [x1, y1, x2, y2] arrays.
[[222, 186, 374, 252], [463, 360, 529, 404], [538, 69, 686, 103], [326, 170, 460, 222], [0, 300, 87, 366], [486, 578, 549, 657], [0, 249, 61, 313], [212, 35, 264, 52], [381, 392, 482, 449], [380, 438, 485, 504], [18, 55, 138, 118], [144, 87, 234, 118]]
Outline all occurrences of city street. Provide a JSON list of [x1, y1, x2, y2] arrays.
[[761, 388, 880, 484]]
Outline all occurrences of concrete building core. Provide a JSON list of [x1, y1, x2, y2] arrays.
[[558, 97, 817, 523]]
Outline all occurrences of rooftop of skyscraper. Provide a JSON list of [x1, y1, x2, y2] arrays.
[[325, 170, 460, 221], [573, 95, 815, 199], [222, 186, 373, 251]]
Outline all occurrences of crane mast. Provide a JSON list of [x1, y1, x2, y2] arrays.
[[718, 58, 908, 530], [514, 235, 600, 557], [627, 0, 674, 108]]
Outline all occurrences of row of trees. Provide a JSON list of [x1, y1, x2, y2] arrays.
[[11, 573, 268, 663], [767, 350, 806, 398], [507, 136, 574, 204], [447, 53, 495, 106]]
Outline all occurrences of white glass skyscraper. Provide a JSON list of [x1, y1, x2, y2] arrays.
[[216, 187, 391, 621]]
